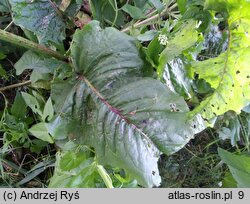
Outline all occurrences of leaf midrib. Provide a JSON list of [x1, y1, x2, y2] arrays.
[[79, 74, 155, 146], [191, 19, 232, 118]]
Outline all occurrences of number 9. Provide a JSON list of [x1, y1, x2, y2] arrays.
[[238, 191, 244, 199]]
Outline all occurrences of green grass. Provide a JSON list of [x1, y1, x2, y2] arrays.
[[159, 129, 231, 188]]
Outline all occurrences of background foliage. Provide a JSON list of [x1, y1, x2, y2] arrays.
[[0, 0, 250, 188]]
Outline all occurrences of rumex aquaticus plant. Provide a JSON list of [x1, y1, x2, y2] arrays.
[[0, 0, 250, 187]]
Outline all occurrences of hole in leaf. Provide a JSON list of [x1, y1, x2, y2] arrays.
[[45, 115, 50, 123]]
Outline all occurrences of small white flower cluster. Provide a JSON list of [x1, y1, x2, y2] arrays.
[[158, 34, 168, 45]]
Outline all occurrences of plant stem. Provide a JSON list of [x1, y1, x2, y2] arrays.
[[121, 7, 169, 33], [0, 29, 67, 61], [0, 80, 31, 92], [4, 21, 13, 31], [121, 2, 179, 33], [96, 164, 114, 188]]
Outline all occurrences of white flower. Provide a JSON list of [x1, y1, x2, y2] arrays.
[[158, 34, 168, 45]]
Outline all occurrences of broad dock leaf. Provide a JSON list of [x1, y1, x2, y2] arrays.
[[191, 0, 250, 120], [49, 21, 205, 187], [9, 0, 66, 45]]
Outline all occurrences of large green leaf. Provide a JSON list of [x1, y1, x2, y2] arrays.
[[11, 92, 27, 119], [15, 51, 68, 75], [121, 4, 146, 20], [14, 51, 71, 84], [29, 122, 54, 143], [21, 92, 43, 117], [158, 20, 198, 78], [177, 0, 188, 14], [0, 0, 10, 12], [63, 0, 82, 17], [49, 151, 99, 187], [181, 3, 212, 32], [89, 0, 125, 27], [191, 0, 250, 120], [49, 21, 205, 187], [133, 0, 148, 8], [163, 57, 194, 99], [215, 109, 250, 147], [9, 0, 66, 45], [218, 148, 250, 187], [148, 0, 164, 11]]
